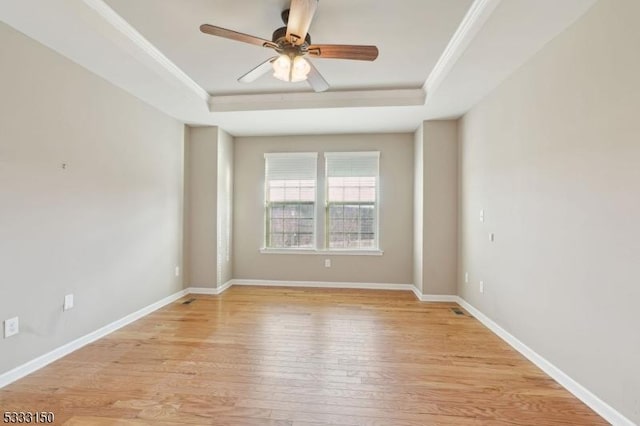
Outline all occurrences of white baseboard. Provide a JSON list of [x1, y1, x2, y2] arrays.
[[230, 279, 415, 292], [0, 281, 409, 389], [187, 280, 233, 295], [217, 280, 233, 294], [0, 288, 188, 389], [186, 287, 217, 295], [418, 294, 459, 302], [5, 284, 630, 426], [456, 297, 635, 426], [411, 285, 459, 302]]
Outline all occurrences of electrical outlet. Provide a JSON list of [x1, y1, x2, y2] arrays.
[[4, 317, 19, 338], [489, 233, 495, 242], [480, 209, 485, 223], [64, 294, 74, 311], [479, 281, 484, 294], [324, 259, 331, 268], [175, 266, 180, 277], [465, 272, 469, 283]]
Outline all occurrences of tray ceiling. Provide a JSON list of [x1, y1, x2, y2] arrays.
[[0, 0, 597, 135], [104, 0, 472, 95]]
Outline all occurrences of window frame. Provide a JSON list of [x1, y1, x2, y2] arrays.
[[324, 151, 380, 252], [263, 152, 318, 251], [265, 200, 316, 249]]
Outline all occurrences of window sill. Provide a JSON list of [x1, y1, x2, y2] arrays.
[[259, 248, 384, 256]]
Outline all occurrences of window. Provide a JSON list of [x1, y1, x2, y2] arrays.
[[325, 152, 379, 250], [264, 153, 317, 249]]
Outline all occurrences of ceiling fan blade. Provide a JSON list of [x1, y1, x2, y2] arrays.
[[306, 60, 329, 92], [286, 0, 318, 45], [238, 57, 278, 83], [200, 24, 278, 49], [308, 44, 379, 61]]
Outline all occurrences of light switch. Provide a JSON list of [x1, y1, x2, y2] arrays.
[[64, 294, 74, 311], [4, 317, 19, 338]]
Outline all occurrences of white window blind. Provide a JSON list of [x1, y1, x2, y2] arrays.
[[264, 153, 317, 249], [265, 153, 317, 181], [325, 152, 379, 250]]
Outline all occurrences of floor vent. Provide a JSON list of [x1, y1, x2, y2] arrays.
[[182, 298, 196, 305], [451, 307, 466, 316]]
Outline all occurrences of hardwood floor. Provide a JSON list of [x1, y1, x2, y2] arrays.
[[0, 287, 606, 425]]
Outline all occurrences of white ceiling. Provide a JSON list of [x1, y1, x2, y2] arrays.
[[104, 0, 472, 95], [423, 0, 597, 119], [0, 0, 597, 136]]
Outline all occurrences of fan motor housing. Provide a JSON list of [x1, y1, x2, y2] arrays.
[[272, 26, 311, 46]]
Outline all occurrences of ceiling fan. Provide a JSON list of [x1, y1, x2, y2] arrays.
[[200, 0, 379, 92]]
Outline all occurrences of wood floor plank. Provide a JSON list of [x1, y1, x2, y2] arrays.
[[0, 286, 606, 425]]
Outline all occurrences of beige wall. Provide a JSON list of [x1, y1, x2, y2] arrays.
[[216, 128, 233, 285], [185, 126, 234, 288], [458, 0, 640, 422], [185, 127, 218, 288], [421, 121, 458, 295], [233, 134, 414, 284], [0, 23, 184, 374]]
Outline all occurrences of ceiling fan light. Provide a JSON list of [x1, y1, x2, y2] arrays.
[[291, 56, 311, 82], [272, 54, 292, 82], [272, 54, 310, 82], [273, 54, 291, 71]]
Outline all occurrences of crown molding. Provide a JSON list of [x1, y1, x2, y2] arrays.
[[82, 0, 210, 104], [423, 0, 501, 99], [209, 89, 426, 112], [77, 1, 427, 115]]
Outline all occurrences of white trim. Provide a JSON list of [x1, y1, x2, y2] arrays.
[[420, 295, 459, 302], [187, 280, 233, 295], [323, 250, 383, 256], [411, 285, 422, 301], [186, 287, 217, 295], [230, 279, 413, 292], [456, 297, 635, 426], [260, 248, 316, 254], [209, 89, 426, 112], [5, 284, 629, 426], [216, 280, 233, 294], [264, 152, 318, 159], [187, 280, 233, 296], [324, 151, 381, 251], [259, 248, 383, 256], [324, 151, 380, 159], [263, 152, 319, 250], [410, 286, 459, 302], [423, 0, 501, 98], [260, 248, 317, 254], [82, 0, 210, 103], [0, 289, 188, 389], [1, 283, 414, 390]]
